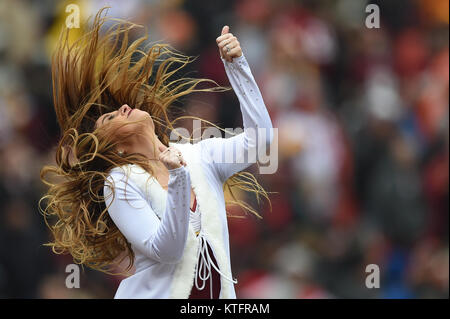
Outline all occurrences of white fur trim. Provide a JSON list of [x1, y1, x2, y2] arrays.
[[169, 141, 234, 298], [120, 141, 234, 298]]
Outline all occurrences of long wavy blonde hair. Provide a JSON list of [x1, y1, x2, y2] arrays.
[[39, 7, 272, 275]]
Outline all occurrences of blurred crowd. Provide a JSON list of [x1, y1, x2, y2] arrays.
[[0, 0, 448, 298]]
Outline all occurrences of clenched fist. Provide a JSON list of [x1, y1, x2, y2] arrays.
[[158, 145, 186, 170], [216, 25, 243, 62]]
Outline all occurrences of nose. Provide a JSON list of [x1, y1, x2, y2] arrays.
[[119, 104, 131, 116]]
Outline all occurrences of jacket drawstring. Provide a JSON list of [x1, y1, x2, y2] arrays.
[[194, 235, 237, 298]]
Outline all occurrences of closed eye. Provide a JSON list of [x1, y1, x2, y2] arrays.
[[101, 113, 115, 125]]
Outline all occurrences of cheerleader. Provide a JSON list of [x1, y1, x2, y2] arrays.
[[40, 7, 273, 299]]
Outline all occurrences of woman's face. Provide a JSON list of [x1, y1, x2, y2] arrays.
[[95, 104, 154, 133], [95, 104, 159, 156]]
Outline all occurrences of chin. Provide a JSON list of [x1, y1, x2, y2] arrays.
[[133, 111, 155, 132], [131, 109, 150, 121]]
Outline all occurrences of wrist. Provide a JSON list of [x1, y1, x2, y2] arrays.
[[221, 53, 245, 64]]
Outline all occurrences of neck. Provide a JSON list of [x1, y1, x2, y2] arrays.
[[127, 131, 167, 165]]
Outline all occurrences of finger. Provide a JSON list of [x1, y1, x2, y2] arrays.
[[159, 150, 169, 159], [221, 40, 238, 53], [173, 159, 183, 168], [169, 150, 180, 159], [167, 147, 175, 154], [216, 33, 233, 44], [158, 144, 167, 153], [228, 46, 242, 57], [169, 149, 180, 159], [222, 47, 236, 62], [176, 154, 183, 161], [221, 25, 229, 35], [159, 149, 170, 161], [219, 39, 238, 57], [216, 33, 233, 59], [218, 35, 235, 47], [220, 41, 236, 61]]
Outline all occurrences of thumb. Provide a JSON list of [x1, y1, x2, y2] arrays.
[[221, 25, 229, 35]]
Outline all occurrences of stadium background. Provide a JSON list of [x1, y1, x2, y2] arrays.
[[0, 0, 448, 298]]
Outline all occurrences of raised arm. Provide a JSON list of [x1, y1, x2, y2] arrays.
[[104, 165, 191, 264], [199, 27, 274, 183]]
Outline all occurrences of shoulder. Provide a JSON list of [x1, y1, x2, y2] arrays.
[[108, 164, 147, 179], [106, 164, 136, 183], [104, 164, 148, 194]]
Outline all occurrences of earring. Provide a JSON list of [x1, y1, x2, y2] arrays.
[[118, 150, 124, 156]]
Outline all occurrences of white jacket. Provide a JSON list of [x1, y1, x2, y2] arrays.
[[104, 53, 274, 298]]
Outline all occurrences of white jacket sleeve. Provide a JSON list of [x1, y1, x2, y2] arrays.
[[104, 165, 191, 264], [199, 53, 274, 183]]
